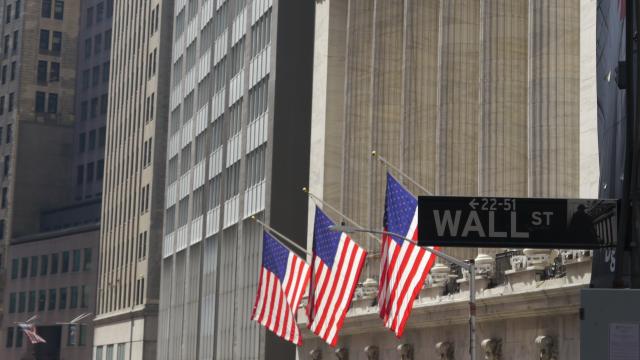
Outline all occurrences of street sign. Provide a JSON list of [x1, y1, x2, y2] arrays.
[[418, 196, 618, 249]]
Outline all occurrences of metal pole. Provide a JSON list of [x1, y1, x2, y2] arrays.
[[469, 262, 477, 360], [251, 216, 312, 256], [371, 151, 434, 195]]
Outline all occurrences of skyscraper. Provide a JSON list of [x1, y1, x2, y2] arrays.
[[157, 0, 314, 358], [92, 0, 173, 358]]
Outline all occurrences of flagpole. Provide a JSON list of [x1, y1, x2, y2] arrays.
[[250, 216, 312, 256], [303, 187, 381, 246], [371, 150, 434, 196]]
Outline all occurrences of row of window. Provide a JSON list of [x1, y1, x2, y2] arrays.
[[78, 127, 106, 153], [35, 92, 58, 114], [80, 94, 109, 121], [10, 248, 93, 280], [142, 137, 153, 168], [5, 0, 20, 24], [37, 60, 60, 83], [3, 30, 19, 56], [6, 324, 87, 349], [82, 62, 110, 90], [95, 343, 126, 360], [39, 29, 63, 53], [1, 61, 17, 84], [41, 0, 64, 20], [85, 0, 112, 28], [8, 285, 90, 314], [77, 160, 104, 185], [0, 93, 15, 115], [84, 30, 112, 59]]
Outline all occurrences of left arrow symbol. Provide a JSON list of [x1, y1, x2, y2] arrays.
[[469, 198, 479, 210]]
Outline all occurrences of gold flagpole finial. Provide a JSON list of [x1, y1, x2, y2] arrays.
[[302, 187, 309, 193], [371, 150, 377, 157]]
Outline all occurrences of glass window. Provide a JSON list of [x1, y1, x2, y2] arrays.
[[6, 124, 11, 143], [89, 130, 96, 149], [38, 290, 46, 311], [1, 65, 6, 84], [8, 292, 16, 313], [52, 31, 62, 52], [106, 345, 113, 360], [86, 7, 93, 27], [20, 257, 28, 278], [35, 91, 46, 112], [28, 290, 36, 312], [77, 165, 84, 185], [94, 34, 102, 54], [78, 324, 86, 346], [2, 187, 8, 208], [54, 0, 64, 20], [85, 38, 91, 58], [39, 30, 49, 51], [10, 61, 15, 80], [83, 248, 92, 271], [97, 159, 104, 180], [81, 101, 88, 121], [30, 256, 38, 277], [91, 98, 98, 118], [40, 255, 48, 276], [102, 62, 110, 82], [14, 0, 20, 19], [18, 292, 25, 312], [59, 287, 67, 309], [51, 253, 59, 274], [11, 258, 18, 279], [96, 2, 104, 22], [67, 324, 77, 346], [37, 61, 47, 83], [62, 251, 69, 272], [100, 94, 108, 114], [72, 249, 81, 271], [70, 286, 78, 308], [48, 93, 58, 113], [3, 155, 9, 176], [6, 5, 12, 24], [79, 133, 86, 153], [0, 97, 4, 114], [15, 327, 22, 347], [96, 346, 103, 360], [42, 0, 52, 18], [50, 62, 60, 82], [12, 30, 18, 51], [48, 289, 57, 310], [8, 92, 13, 112], [5, 327, 14, 348], [92, 65, 99, 86], [87, 163, 94, 183], [99, 127, 106, 147], [105, 30, 111, 51]]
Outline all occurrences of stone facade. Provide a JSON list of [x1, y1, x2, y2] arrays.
[[303, 0, 598, 358]]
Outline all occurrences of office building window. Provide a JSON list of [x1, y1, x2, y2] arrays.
[[0, 96, 4, 115], [12, 30, 18, 51], [77, 165, 84, 185], [105, 30, 111, 51], [51, 253, 59, 274], [42, 0, 52, 17], [87, 163, 94, 183], [4, 155, 10, 176], [6, 124, 11, 143], [50, 62, 60, 82], [59, 287, 67, 309], [86, 7, 93, 27], [79, 133, 86, 153], [91, 97, 98, 118], [99, 127, 106, 147], [3, 35, 8, 55], [117, 343, 126, 360], [70, 286, 78, 308], [84, 38, 91, 59], [38, 290, 46, 311], [18, 291, 25, 312], [5, 5, 11, 24], [61, 251, 69, 272], [92, 65, 99, 86], [48, 289, 57, 310], [72, 249, 80, 271], [15, 327, 22, 347], [5, 326, 14, 347], [1, 65, 6, 84], [30, 256, 38, 277], [28, 290, 36, 312], [1, 187, 6, 209], [37, 60, 47, 83], [96, 346, 103, 360], [52, 31, 61, 52], [102, 61, 110, 82], [10, 61, 15, 80], [9, 293, 16, 313], [40, 255, 48, 276], [89, 130, 96, 150], [94, 34, 102, 54], [82, 69, 90, 89], [97, 159, 104, 180], [14, 0, 20, 19], [100, 94, 108, 114], [83, 248, 92, 270], [39, 30, 49, 51], [81, 101, 88, 121], [81, 285, 88, 307], [97, 1, 104, 22], [8, 93, 13, 112], [11, 258, 18, 279], [48, 93, 58, 113], [54, 0, 64, 20]]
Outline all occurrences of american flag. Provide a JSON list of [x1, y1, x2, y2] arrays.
[[18, 323, 46, 344], [307, 207, 367, 346], [252, 231, 311, 345], [378, 173, 438, 337]]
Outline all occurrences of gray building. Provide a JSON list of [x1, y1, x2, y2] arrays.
[[1, 201, 100, 360], [72, 0, 112, 202], [92, 0, 173, 358], [157, 0, 313, 358]]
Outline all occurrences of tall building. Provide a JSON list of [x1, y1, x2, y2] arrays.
[[92, 0, 173, 358], [1, 201, 101, 360], [301, 0, 599, 359], [0, 0, 81, 313], [157, 0, 314, 358], [73, 0, 113, 202]]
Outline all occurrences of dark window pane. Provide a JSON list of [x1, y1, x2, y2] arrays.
[[5, 327, 14, 348], [42, 0, 52, 18], [72, 249, 80, 271], [40, 255, 48, 276], [62, 251, 69, 272], [30, 256, 38, 277], [39, 30, 49, 51], [54, 0, 64, 20], [50, 62, 60, 82], [20, 257, 28, 278], [9, 293, 16, 313], [59, 288, 67, 309], [27, 291, 35, 312], [37, 61, 47, 83], [83, 248, 92, 271], [11, 258, 18, 279], [18, 292, 25, 312], [48, 93, 58, 113], [48, 289, 57, 310], [38, 290, 46, 311], [35, 92, 46, 112], [52, 31, 62, 52], [51, 253, 59, 274], [77, 165, 84, 185], [70, 286, 78, 308]]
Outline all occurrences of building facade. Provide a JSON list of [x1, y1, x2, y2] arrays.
[[92, 0, 173, 358], [72, 0, 113, 202], [300, 0, 599, 359], [1, 213, 99, 360], [156, 0, 313, 358]]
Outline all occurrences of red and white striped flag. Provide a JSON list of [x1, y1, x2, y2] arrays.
[[18, 323, 46, 344], [252, 231, 311, 345], [307, 207, 367, 346], [378, 173, 438, 337]]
